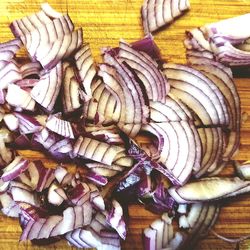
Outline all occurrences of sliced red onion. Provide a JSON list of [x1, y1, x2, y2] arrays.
[[54, 166, 73, 186], [99, 58, 149, 136], [16, 79, 39, 88], [107, 200, 126, 240], [169, 177, 250, 203], [41, 3, 63, 19], [46, 115, 74, 139], [14, 112, 42, 134], [235, 161, 250, 180], [67, 183, 90, 206], [48, 139, 73, 162], [48, 182, 67, 206], [33, 128, 59, 149], [66, 211, 121, 249], [0, 61, 23, 89], [73, 136, 125, 166], [21, 62, 42, 78], [0, 39, 21, 70], [131, 35, 161, 60], [142, 121, 197, 185], [6, 84, 36, 111], [0, 88, 5, 104], [0, 137, 14, 167], [10, 181, 40, 206], [31, 62, 62, 112], [62, 62, 82, 114], [83, 79, 120, 125], [149, 96, 192, 123], [74, 44, 96, 98], [10, 10, 53, 39], [19, 203, 47, 221], [163, 63, 229, 126], [0, 192, 21, 218], [26, 160, 55, 192], [118, 40, 168, 103], [35, 28, 83, 70], [86, 163, 124, 178], [85, 172, 108, 186], [20, 202, 93, 240], [89, 185, 105, 211], [141, 0, 190, 34], [3, 114, 19, 131], [194, 127, 224, 178], [102, 52, 149, 125], [87, 127, 123, 145], [22, 14, 74, 59], [1, 156, 29, 182]]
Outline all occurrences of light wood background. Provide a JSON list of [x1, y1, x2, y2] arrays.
[[1, 0, 250, 249]]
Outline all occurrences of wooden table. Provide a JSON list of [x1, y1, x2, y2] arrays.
[[1, 0, 250, 249]]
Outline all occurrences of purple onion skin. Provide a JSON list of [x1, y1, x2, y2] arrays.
[[131, 35, 161, 61]]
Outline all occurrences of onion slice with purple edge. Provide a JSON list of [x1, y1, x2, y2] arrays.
[[14, 112, 42, 134], [85, 172, 108, 186], [46, 115, 75, 139], [31, 62, 62, 112], [0, 39, 21, 70], [141, 0, 190, 34], [83, 79, 120, 125], [62, 62, 82, 114], [168, 177, 250, 203], [6, 83, 36, 112], [1, 156, 29, 182], [73, 136, 125, 166], [107, 200, 126, 240], [74, 43, 96, 98], [118, 40, 168, 103], [21, 14, 74, 59], [163, 63, 229, 126], [35, 28, 83, 70], [20, 202, 93, 240]]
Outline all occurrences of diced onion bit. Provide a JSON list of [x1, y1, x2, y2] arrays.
[[0, 2, 248, 250]]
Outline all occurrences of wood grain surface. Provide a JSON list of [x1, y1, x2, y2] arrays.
[[1, 0, 250, 249]]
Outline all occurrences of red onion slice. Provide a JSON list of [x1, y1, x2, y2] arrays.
[[62, 63, 81, 114], [131, 35, 161, 60], [163, 63, 229, 126], [0, 39, 21, 70], [83, 79, 119, 125], [118, 40, 168, 103], [46, 115, 75, 139], [107, 200, 126, 240], [141, 0, 190, 34], [31, 62, 62, 112], [35, 28, 83, 70], [74, 44, 96, 98], [3, 114, 19, 131], [6, 84, 36, 111], [0, 61, 23, 89], [169, 177, 250, 203], [102, 52, 149, 125], [0, 192, 21, 218], [22, 14, 74, 59], [2, 156, 29, 182], [10, 10, 53, 39], [85, 172, 108, 186], [41, 3, 63, 19], [73, 136, 125, 166], [14, 112, 42, 134]]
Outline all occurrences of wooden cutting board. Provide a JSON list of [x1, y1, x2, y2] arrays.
[[1, 0, 250, 249]]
